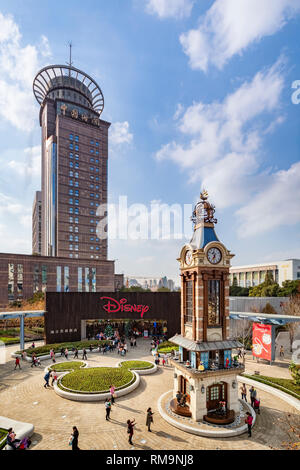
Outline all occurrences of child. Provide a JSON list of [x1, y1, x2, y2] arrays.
[[162, 357, 166, 367], [254, 398, 260, 414]]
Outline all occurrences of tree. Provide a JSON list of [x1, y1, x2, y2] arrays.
[[278, 280, 300, 297], [282, 296, 300, 352], [120, 286, 151, 292], [157, 287, 171, 292], [262, 302, 277, 314], [289, 362, 300, 386]]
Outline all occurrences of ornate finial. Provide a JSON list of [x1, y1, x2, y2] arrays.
[[200, 189, 209, 201], [191, 191, 217, 226]]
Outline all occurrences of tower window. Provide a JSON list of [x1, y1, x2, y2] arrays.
[[185, 281, 193, 324], [208, 280, 221, 326]]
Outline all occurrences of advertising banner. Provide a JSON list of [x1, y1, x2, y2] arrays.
[[252, 323, 272, 361]]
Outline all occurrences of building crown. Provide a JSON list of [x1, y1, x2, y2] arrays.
[[191, 191, 218, 227]]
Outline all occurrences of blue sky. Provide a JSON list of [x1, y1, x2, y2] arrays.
[[0, 0, 300, 284]]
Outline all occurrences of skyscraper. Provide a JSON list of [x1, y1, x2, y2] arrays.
[[32, 191, 42, 255], [33, 63, 110, 260]]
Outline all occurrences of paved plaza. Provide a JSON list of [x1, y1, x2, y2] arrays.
[[0, 339, 299, 450]]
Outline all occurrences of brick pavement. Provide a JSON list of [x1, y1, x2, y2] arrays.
[[0, 339, 299, 450]]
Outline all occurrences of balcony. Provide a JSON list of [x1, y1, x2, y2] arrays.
[[170, 358, 245, 379]]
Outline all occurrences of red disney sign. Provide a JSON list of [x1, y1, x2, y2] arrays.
[[100, 297, 150, 319]]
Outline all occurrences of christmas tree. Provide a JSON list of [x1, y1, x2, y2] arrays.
[[104, 324, 114, 338]]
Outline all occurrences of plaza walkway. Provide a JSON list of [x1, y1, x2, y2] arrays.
[[0, 339, 298, 450]]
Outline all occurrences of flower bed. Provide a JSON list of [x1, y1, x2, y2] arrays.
[[59, 367, 135, 394], [0, 428, 7, 451], [242, 374, 300, 400], [157, 341, 179, 354], [49, 361, 86, 372], [120, 360, 154, 370], [15, 340, 110, 358]]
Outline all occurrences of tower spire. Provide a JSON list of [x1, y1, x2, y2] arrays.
[[67, 41, 73, 69]]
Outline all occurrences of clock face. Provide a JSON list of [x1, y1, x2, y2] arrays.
[[185, 250, 193, 266], [207, 247, 222, 265]]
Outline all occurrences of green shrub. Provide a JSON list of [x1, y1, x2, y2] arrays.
[[157, 341, 178, 351], [0, 428, 8, 450], [242, 373, 300, 399], [120, 360, 154, 370], [16, 340, 110, 357], [49, 361, 86, 372], [60, 367, 134, 394], [289, 362, 300, 386]]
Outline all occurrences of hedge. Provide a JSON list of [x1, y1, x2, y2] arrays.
[[120, 360, 154, 370], [16, 340, 110, 357], [242, 374, 300, 400], [157, 341, 179, 354], [0, 428, 7, 451], [59, 367, 134, 394], [49, 361, 86, 372]]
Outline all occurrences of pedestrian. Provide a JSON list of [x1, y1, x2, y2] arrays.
[[51, 370, 58, 386], [65, 348, 69, 360], [31, 342, 35, 349], [105, 398, 112, 420], [240, 383, 247, 401], [279, 345, 284, 357], [124, 343, 128, 355], [14, 357, 21, 370], [250, 386, 257, 408], [127, 419, 135, 445], [74, 348, 78, 359], [146, 407, 154, 432], [110, 385, 116, 405], [133, 338, 137, 348], [162, 357, 166, 367], [69, 426, 80, 450], [60, 347, 64, 357], [50, 349, 56, 363], [6, 428, 21, 450], [245, 412, 253, 437], [31, 353, 37, 368], [44, 371, 50, 388], [82, 348, 87, 360], [254, 398, 260, 414]]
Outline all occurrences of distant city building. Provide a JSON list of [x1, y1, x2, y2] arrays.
[[32, 191, 42, 255], [230, 259, 300, 288], [125, 276, 178, 291]]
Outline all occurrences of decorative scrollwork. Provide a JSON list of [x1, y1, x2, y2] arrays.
[[191, 190, 218, 225]]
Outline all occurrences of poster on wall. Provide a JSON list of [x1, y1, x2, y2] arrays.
[[252, 323, 272, 361]]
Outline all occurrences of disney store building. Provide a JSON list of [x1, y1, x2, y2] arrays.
[[45, 291, 181, 343]]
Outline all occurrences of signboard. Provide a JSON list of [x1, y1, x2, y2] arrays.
[[144, 330, 149, 338], [100, 297, 150, 318], [252, 323, 272, 361]]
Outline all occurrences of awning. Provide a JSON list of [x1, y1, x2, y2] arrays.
[[168, 334, 243, 352]]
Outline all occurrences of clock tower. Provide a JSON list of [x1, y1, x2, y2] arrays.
[[169, 191, 244, 424]]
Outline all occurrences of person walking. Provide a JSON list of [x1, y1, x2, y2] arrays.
[[70, 426, 80, 450], [240, 383, 247, 401], [50, 349, 56, 363], [250, 386, 257, 408], [105, 398, 112, 421], [51, 370, 58, 387], [74, 348, 78, 359], [44, 371, 51, 388], [65, 348, 69, 360], [279, 345, 284, 358], [110, 385, 116, 405], [127, 419, 135, 445], [14, 357, 21, 370], [146, 408, 154, 432], [82, 348, 87, 360], [31, 353, 37, 368], [245, 412, 253, 437], [254, 397, 260, 414]]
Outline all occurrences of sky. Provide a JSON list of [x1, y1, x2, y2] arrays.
[[0, 0, 300, 286]]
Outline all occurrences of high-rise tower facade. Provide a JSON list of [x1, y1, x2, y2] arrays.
[[33, 64, 110, 260]]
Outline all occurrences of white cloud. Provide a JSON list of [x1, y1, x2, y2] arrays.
[[180, 0, 300, 71], [7, 145, 41, 179], [156, 60, 284, 209], [145, 0, 194, 19], [0, 12, 52, 131], [110, 121, 133, 146], [236, 161, 300, 237]]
